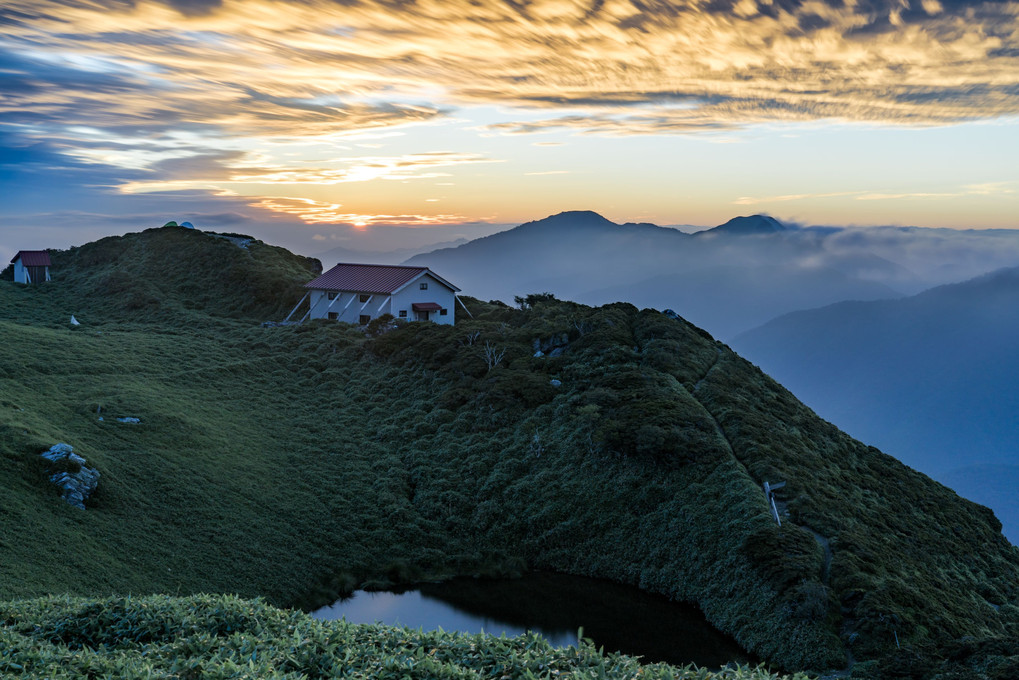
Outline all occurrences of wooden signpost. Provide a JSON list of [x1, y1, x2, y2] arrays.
[[763, 480, 785, 526]]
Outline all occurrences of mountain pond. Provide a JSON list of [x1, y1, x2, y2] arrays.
[[311, 572, 754, 668]]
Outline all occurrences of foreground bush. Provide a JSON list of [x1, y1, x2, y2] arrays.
[[0, 594, 808, 680]]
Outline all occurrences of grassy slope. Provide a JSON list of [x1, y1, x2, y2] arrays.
[[1, 227, 1018, 678]]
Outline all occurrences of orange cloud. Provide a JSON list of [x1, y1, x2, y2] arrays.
[[3, 0, 1017, 225], [115, 151, 495, 196], [252, 196, 474, 226], [3, 0, 1016, 139]]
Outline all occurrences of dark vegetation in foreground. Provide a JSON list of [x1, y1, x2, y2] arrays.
[[0, 594, 801, 680], [1, 227, 1019, 678]]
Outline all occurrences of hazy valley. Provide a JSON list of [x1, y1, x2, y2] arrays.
[[731, 267, 1019, 542]]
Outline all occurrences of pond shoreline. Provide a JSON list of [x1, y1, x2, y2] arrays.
[[311, 571, 757, 670]]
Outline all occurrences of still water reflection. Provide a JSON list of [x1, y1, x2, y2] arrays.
[[312, 573, 753, 669]]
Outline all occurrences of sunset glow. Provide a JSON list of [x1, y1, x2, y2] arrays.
[[2, 0, 1018, 258]]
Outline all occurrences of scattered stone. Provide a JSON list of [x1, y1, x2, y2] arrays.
[[549, 379, 562, 387], [39, 443, 100, 510], [116, 417, 141, 424], [211, 233, 252, 249], [40, 443, 74, 462], [532, 333, 569, 357]]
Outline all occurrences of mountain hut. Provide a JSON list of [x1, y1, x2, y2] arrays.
[[11, 251, 52, 284], [295, 263, 460, 325]]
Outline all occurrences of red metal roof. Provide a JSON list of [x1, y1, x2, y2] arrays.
[[12, 251, 51, 267], [305, 263, 459, 294], [412, 302, 442, 311]]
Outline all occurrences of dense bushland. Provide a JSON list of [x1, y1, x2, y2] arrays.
[[1, 227, 1018, 678]]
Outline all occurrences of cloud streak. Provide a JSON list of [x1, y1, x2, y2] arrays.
[[734, 182, 1018, 205], [1, 0, 1017, 234], [117, 151, 496, 193], [3, 1, 1017, 141], [251, 196, 477, 227]]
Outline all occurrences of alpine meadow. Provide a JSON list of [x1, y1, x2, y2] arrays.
[[2, 227, 1019, 679]]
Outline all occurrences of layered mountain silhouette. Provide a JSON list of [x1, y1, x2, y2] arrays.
[[731, 267, 1019, 541], [405, 211, 905, 338]]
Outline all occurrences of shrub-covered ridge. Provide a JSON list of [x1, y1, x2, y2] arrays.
[[1, 226, 1019, 678], [0, 226, 320, 324]]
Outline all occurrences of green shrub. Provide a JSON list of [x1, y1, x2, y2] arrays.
[[2, 228, 1018, 678]]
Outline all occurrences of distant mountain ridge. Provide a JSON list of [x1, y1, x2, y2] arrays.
[[698, 214, 788, 236], [512, 209, 620, 231], [417, 210, 688, 256], [406, 210, 901, 338]]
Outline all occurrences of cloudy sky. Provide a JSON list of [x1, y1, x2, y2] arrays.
[[2, 0, 1018, 259]]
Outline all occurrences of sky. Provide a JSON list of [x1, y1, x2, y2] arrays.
[[2, 0, 1018, 262]]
